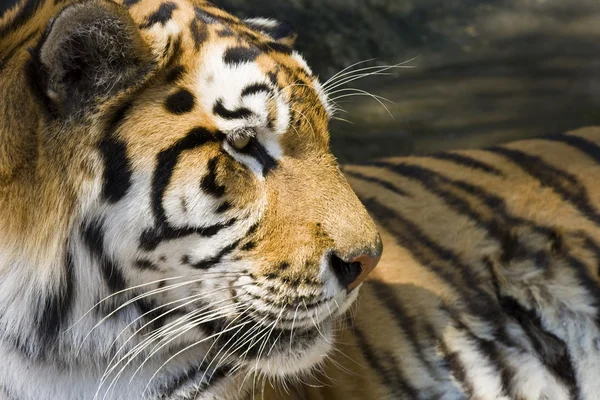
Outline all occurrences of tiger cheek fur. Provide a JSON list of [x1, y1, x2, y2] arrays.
[[0, 0, 381, 399]]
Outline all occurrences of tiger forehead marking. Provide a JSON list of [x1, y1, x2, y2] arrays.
[[0, 0, 381, 399]]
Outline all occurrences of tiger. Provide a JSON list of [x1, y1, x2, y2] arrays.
[[3, 0, 600, 400], [263, 127, 600, 400], [0, 0, 384, 399]]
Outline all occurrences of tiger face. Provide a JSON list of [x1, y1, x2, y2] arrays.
[[0, 0, 381, 392]]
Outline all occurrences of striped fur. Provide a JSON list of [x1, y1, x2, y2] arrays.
[[0, 0, 381, 399], [264, 127, 600, 400]]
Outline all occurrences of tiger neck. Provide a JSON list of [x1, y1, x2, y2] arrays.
[[0, 247, 251, 400]]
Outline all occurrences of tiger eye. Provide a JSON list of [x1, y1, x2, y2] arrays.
[[231, 136, 251, 150]]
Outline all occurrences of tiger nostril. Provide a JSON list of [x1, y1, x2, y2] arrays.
[[329, 254, 364, 290]]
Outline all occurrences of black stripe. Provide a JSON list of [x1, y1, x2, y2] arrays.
[[213, 99, 253, 120], [438, 339, 474, 398], [190, 239, 241, 269], [98, 137, 132, 203], [135, 297, 168, 333], [241, 83, 272, 98], [123, 0, 140, 7], [245, 19, 294, 42], [100, 100, 133, 203], [0, 0, 42, 38], [500, 296, 579, 398], [194, 6, 218, 24], [370, 160, 553, 246], [578, 233, 600, 276], [443, 304, 514, 398], [241, 241, 256, 251], [429, 151, 504, 176], [190, 18, 209, 50], [140, 218, 236, 252], [82, 221, 127, 292], [140, 2, 177, 29], [381, 162, 540, 274], [81, 220, 105, 260], [37, 250, 75, 344], [257, 41, 292, 55], [134, 259, 159, 272], [546, 133, 600, 164], [159, 365, 198, 398], [100, 257, 127, 293], [344, 170, 410, 197], [238, 137, 278, 175], [223, 46, 260, 66], [158, 362, 232, 398], [368, 280, 440, 377], [164, 65, 185, 84], [267, 71, 278, 86], [215, 201, 232, 213], [151, 127, 215, 226], [353, 327, 418, 398], [0, 31, 36, 73], [488, 146, 600, 225], [200, 157, 225, 198], [163, 35, 183, 71], [164, 88, 195, 115], [217, 27, 234, 37], [106, 100, 133, 134], [485, 259, 579, 398]]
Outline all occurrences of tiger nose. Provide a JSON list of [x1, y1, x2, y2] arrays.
[[330, 251, 381, 291]]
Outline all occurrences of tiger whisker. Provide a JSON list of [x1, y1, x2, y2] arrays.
[[78, 273, 244, 354], [66, 275, 184, 332], [212, 317, 266, 378], [100, 304, 245, 400], [290, 106, 317, 139], [325, 71, 395, 93], [108, 283, 245, 351], [289, 303, 301, 352], [331, 116, 355, 125], [194, 307, 255, 395], [322, 58, 378, 88], [252, 307, 284, 391], [98, 300, 244, 399], [141, 306, 253, 397], [103, 289, 245, 381], [323, 57, 418, 92], [328, 87, 396, 103], [303, 300, 330, 345], [331, 92, 394, 119]]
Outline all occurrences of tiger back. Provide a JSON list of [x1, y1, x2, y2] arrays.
[[268, 127, 600, 400]]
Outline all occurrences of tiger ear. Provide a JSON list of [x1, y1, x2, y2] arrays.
[[244, 18, 297, 47], [35, 0, 154, 119]]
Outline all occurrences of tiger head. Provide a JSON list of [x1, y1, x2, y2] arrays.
[[0, 0, 381, 393]]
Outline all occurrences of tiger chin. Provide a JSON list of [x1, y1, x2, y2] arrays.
[[0, 0, 381, 399]]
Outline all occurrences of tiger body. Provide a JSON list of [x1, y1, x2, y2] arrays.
[[272, 127, 600, 400]]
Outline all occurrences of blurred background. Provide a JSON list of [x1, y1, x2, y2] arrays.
[[217, 0, 600, 163], [3, 0, 600, 163]]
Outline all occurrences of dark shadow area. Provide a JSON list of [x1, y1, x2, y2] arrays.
[[216, 0, 600, 162]]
